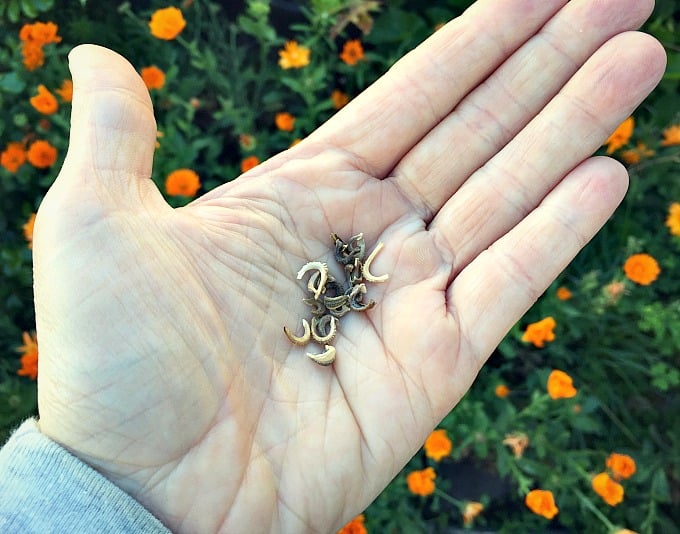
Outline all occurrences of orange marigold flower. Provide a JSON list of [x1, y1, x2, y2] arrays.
[[278, 40, 310, 69], [406, 467, 436, 497], [165, 168, 201, 197], [275, 111, 295, 132], [27, 140, 57, 168], [55, 79, 73, 102], [149, 7, 186, 40], [19, 21, 61, 46], [592, 472, 624, 506], [495, 384, 510, 398], [424, 429, 452, 462], [340, 39, 365, 66], [666, 202, 680, 237], [525, 489, 559, 519], [1, 142, 27, 173], [556, 286, 572, 300], [604, 117, 634, 154], [620, 142, 654, 165], [660, 124, 680, 147], [21, 42, 45, 71], [23, 212, 36, 249], [337, 513, 366, 534], [547, 369, 577, 399], [141, 65, 166, 90], [30, 84, 59, 115], [607, 453, 636, 480], [462, 501, 484, 525], [241, 155, 260, 173], [17, 331, 38, 380], [503, 432, 529, 459], [331, 89, 349, 109], [613, 530, 638, 534], [623, 253, 660, 285], [521, 316, 556, 348]]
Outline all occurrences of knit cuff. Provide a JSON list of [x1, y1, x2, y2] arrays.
[[0, 419, 170, 533]]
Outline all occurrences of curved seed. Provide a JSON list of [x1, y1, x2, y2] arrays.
[[311, 315, 337, 343], [306, 344, 336, 366], [324, 294, 351, 318], [283, 319, 311, 346], [297, 261, 328, 300], [347, 233, 365, 259], [362, 241, 389, 283], [303, 297, 326, 317]]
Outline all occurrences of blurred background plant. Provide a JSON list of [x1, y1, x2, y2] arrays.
[[1, 1, 678, 532]]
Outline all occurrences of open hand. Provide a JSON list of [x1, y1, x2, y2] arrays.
[[34, 0, 665, 531]]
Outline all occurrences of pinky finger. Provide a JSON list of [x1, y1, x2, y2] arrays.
[[450, 156, 629, 366]]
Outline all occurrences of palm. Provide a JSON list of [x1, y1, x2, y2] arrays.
[[34, 0, 664, 532]]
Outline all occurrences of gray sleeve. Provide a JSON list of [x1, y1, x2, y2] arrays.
[[0, 419, 171, 533]]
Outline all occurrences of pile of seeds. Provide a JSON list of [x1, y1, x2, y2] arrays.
[[284, 232, 389, 366]]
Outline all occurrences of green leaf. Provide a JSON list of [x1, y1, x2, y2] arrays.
[[651, 468, 671, 503], [7, 0, 21, 23], [0, 73, 26, 95]]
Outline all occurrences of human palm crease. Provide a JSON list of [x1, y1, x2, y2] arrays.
[[32, 0, 665, 532]]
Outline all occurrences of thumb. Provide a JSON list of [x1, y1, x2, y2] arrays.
[[47, 44, 162, 212]]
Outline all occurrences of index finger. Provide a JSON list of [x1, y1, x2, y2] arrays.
[[308, 0, 567, 177]]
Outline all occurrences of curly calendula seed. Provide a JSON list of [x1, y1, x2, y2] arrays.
[[306, 344, 336, 366], [311, 315, 337, 343], [283, 319, 311, 346], [297, 261, 328, 300], [362, 241, 389, 283]]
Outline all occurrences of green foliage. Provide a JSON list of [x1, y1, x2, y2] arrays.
[[0, 0, 679, 532]]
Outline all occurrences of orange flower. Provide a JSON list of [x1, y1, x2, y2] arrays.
[[55, 79, 73, 102], [165, 168, 201, 197], [27, 140, 57, 168], [547, 369, 577, 399], [23, 213, 36, 249], [340, 39, 365, 66], [337, 513, 366, 534], [503, 432, 529, 458], [17, 331, 38, 380], [19, 21, 61, 46], [424, 429, 452, 462], [278, 40, 310, 69], [1, 142, 27, 173], [275, 112, 295, 132], [462, 501, 484, 525], [623, 253, 660, 285], [241, 155, 260, 173], [604, 117, 634, 154], [141, 65, 166, 90], [521, 316, 556, 348], [21, 42, 45, 71], [406, 467, 436, 497], [556, 286, 572, 300], [660, 124, 680, 147], [592, 472, 624, 506], [613, 530, 638, 534], [149, 7, 186, 40], [495, 384, 510, 398], [30, 84, 59, 115], [606, 453, 636, 480], [666, 202, 680, 237], [620, 142, 654, 165], [331, 89, 349, 109], [525, 489, 559, 519]]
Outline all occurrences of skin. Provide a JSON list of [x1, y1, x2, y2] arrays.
[[33, 0, 665, 532]]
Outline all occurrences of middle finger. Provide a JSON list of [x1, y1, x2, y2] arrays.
[[389, 0, 654, 221]]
